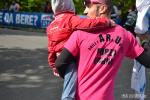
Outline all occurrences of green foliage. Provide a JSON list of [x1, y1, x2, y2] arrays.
[[113, 0, 136, 16], [21, 0, 47, 12], [73, 0, 136, 16], [20, 0, 30, 11], [0, 0, 136, 16], [73, 0, 84, 14], [0, 0, 48, 12]]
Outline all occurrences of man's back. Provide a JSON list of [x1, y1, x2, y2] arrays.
[[64, 25, 143, 100]]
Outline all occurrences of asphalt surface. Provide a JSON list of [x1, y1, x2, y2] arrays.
[[0, 28, 150, 100]]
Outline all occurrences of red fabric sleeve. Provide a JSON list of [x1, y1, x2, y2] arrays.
[[69, 15, 110, 31], [48, 49, 57, 69], [47, 40, 57, 69]]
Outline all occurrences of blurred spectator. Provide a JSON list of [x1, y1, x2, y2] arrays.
[[9, 0, 20, 12], [123, 4, 137, 37], [44, 1, 53, 13], [111, 4, 121, 24]]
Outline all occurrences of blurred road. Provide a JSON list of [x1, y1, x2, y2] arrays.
[[0, 28, 149, 100]]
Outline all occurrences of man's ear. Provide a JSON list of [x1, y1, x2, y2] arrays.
[[98, 5, 108, 14]]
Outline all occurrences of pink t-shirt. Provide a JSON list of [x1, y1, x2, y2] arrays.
[[64, 25, 144, 100]]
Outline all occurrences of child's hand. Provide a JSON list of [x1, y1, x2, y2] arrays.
[[109, 19, 116, 27], [52, 68, 60, 77]]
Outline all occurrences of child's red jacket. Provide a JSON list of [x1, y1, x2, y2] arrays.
[[47, 12, 110, 68]]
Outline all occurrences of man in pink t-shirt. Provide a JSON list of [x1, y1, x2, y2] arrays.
[[55, 0, 150, 100]]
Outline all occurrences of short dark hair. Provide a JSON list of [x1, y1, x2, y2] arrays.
[[84, 0, 112, 12], [104, 0, 112, 12]]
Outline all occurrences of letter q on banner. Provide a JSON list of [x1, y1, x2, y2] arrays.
[[4, 13, 14, 24]]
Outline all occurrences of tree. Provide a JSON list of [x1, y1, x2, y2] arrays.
[[0, 0, 136, 16], [73, 0, 84, 14], [20, 0, 47, 12]]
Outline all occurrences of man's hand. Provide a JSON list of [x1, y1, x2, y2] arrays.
[[136, 40, 150, 68], [136, 32, 149, 43], [142, 40, 150, 51]]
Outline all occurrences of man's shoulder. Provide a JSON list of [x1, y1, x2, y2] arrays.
[[114, 24, 123, 29], [73, 30, 89, 35], [71, 30, 89, 39], [72, 25, 127, 35], [72, 25, 124, 34], [113, 25, 126, 32]]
